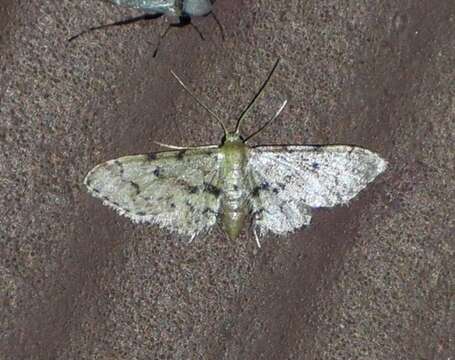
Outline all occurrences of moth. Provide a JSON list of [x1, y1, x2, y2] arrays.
[[69, 0, 223, 57], [84, 59, 387, 247]]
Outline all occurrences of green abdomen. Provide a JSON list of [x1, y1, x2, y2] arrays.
[[219, 142, 249, 240]]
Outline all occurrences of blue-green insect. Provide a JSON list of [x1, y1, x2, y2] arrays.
[[69, 0, 223, 56]]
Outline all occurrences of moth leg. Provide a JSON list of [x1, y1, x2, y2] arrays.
[[153, 141, 218, 150], [188, 233, 196, 244], [68, 13, 163, 42], [207, 12, 225, 41], [253, 226, 261, 248], [250, 209, 264, 248]]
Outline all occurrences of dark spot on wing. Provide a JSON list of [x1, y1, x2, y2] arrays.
[[203, 207, 217, 215], [112, 201, 120, 207], [187, 185, 199, 194], [114, 160, 124, 176], [177, 149, 186, 160], [170, 203, 176, 209], [203, 182, 221, 198], [272, 188, 279, 194], [312, 162, 320, 170], [153, 167, 161, 177], [185, 200, 195, 213], [92, 187, 100, 194], [130, 181, 140, 195], [148, 152, 157, 161], [277, 183, 286, 190], [261, 181, 270, 190], [309, 145, 323, 152], [233, 184, 239, 191], [137, 211, 146, 216], [252, 181, 271, 197]]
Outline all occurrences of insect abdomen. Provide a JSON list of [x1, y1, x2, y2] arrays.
[[219, 142, 249, 239], [182, 0, 212, 17]]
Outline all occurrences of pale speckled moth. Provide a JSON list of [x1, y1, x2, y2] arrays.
[[69, 0, 223, 57], [84, 59, 387, 247]]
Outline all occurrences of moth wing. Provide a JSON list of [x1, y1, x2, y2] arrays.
[[111, 0, 176, 14], [84, 149, 222, 238], [247, 145, 387, 236]]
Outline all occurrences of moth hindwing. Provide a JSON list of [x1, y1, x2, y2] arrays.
[[84, 59, 387, 247]]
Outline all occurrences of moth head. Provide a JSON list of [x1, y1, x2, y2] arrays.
[[222, 132, 245, 145]]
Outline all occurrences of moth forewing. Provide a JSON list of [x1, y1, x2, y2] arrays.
[[84, 148, 223, 238]]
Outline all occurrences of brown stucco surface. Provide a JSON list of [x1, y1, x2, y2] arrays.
[[0, 0, 453, 359]]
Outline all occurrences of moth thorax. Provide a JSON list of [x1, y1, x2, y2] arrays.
[[182, 0, 213, 16]]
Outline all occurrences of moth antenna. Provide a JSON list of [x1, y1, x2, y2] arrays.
[[234, 58, 281, 134], [244, 100, 287, 143], [68, 13, 163, 42], [170, 70, 228, 135]]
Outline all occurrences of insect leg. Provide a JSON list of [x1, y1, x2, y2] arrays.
[[188, 233, 196, 243], [152, 24, 173, 57], [152, 15, 203, 57], [253, 226, 261, 248], [68, 13, 163, 42], [153, 141, 218, 150], [250, 210, 264, 248], [172, 15, 204, 40], [208, 12, 225, 41]]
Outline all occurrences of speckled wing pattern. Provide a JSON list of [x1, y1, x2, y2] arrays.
[[84, 149, 221, 238], [247, 145, 387, 236], [111, 0, 176, 14]]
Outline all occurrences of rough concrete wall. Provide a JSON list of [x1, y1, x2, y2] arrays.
[[0, 0, 453, 359]]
